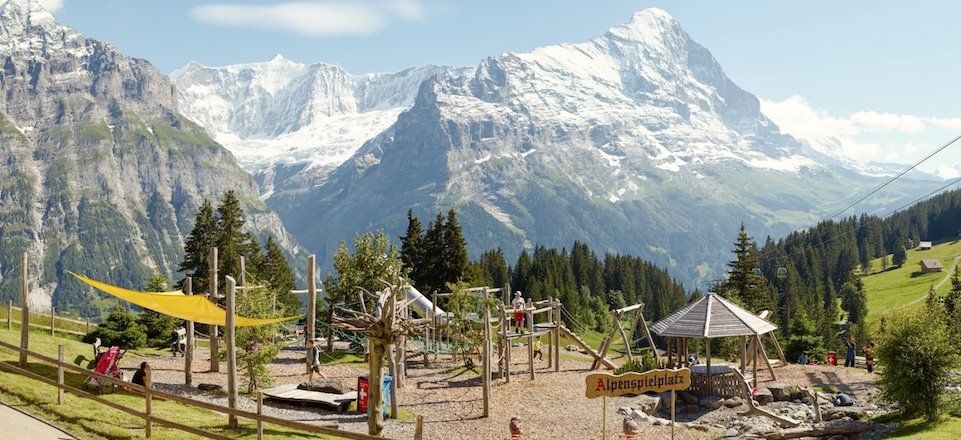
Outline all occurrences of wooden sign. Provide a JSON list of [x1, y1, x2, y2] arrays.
[[585, 368, 691, 398]]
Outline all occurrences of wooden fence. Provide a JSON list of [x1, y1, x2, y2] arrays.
[[4, 301, 89, 337], [0, 339, 413, 440]]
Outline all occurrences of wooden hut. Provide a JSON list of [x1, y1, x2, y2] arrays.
[[920, 259, 943, 273], [650, 293, 778, 397]]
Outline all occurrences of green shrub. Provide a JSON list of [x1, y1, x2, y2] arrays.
[[876, 308, 960, 422], [613, 348, 659, 374], [83, 305, 147, 349]]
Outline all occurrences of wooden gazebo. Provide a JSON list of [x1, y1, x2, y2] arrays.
[[650, 293, 778, 396]]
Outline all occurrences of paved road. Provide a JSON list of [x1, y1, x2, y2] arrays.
[[0, 402, 76, 440]]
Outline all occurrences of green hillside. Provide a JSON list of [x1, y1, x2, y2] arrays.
[[863, 239, 961, 327]]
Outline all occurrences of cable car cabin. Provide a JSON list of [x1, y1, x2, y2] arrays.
[[751, 267, 762, 276], [776, 267, 787, 279]]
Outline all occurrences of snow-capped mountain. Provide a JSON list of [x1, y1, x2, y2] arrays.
[[171, 57, 450, 196], [263, 8, 943, 287], [0, 0, 303, 314]]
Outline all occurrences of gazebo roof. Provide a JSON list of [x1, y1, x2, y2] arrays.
[[650, 293, 777, 338]]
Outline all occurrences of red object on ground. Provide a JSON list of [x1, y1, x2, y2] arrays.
[[827, 352, 837, 366], [357, 376, 369, 413]]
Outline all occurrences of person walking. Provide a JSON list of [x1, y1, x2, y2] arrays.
[[307, 338, 326, 381], [844, 336, 856, 367], [170, 327, 181, 357]]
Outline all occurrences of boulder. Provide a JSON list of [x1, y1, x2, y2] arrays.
[[634, 394, 660, 415], [565, 345, 579, 352], [617, 406, 632, 416], [699, 396, 724, 410], [678, 391, 699, 405], [629, 410, 649, 422], [298, 378, 349, 394], [723, 397, 743, 408], [766, 383, 800, 402], [197, 383, 222, 392], [823, 406, 868, 421], [753, 387, 774, 405]]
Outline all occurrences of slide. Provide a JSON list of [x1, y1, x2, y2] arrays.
[[405, 286, 446, 318]]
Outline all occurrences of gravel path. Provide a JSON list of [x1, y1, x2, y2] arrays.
[[128, 344, 707, 440]]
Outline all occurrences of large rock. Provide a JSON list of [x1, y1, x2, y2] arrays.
[[766, 383, 800, 401], [823, 406, 868, 421], [197, 383, 223, 392], [298, 378, 349, 394], [723, 397, 744, 408], [753, 388, 774, 405], [699, 396, 724, 410], [678, 391, 700, 405], [634, 394, 660, 415]]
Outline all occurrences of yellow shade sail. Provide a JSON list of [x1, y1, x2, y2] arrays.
[[70, 272, 299, 327]]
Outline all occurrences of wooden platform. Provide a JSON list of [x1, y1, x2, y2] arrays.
[[261, 384, 357, 412]]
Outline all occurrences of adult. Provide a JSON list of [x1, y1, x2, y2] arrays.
[[132, 362, 148, 386], [834, 393, 854, 407], [511, 291, 526, 334], [844, 336, 856, 367], [170, 327, 181, 357], [798, 351, 809, 365], [307, 338, 326, 380]]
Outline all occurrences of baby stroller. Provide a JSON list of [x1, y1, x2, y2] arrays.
[[82, 345, 126, 394]]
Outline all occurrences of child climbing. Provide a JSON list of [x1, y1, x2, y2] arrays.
[[512, 291, 526, 334]]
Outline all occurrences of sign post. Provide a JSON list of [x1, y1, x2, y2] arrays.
[[585, 368, 691, 440]]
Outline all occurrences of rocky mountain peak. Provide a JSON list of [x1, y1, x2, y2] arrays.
[[607, 8, 685, 45], [0, 0, 79, 61]]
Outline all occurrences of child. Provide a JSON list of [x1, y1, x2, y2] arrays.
[[307, 338, 326, 381], [533, 340, 543, 360], [511, 291, 526, 334]]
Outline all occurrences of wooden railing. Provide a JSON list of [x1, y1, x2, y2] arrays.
[[4, 302, 89, 337], [0, 339, 404, 440]]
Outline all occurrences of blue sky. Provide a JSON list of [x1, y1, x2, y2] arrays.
[[39, 0, 961, 176]]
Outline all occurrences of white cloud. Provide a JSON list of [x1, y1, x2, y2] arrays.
[[38, 0, 62, 12], [189, 0, 424, 36], [761, 95, 961, 177]]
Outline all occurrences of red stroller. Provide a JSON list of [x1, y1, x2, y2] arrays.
[[83, 345, 126, 393]]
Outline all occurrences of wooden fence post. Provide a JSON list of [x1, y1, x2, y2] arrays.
[[19, 253, 29, 368], [209, 247, 220, 373], [50, 307, 55, 337], [57, 344, 64, 405], [6, 301, 11, 330], [185, 277, 194, 386], [145, 364, 153, 438], [307, 255, 317, 356], [257, 391, 264, 440], [85, 319, 89, 334], [414, 415, 423, 440], [225, 276, 238, 429]]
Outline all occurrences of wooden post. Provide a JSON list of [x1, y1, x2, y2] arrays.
[[185, 277, 194, 386], [225, 276, 238, 428], [85, 319, 89, 334], [671, 389, 676, 440], [527, 302, 534, 381], [145, 364, 153, 438], [50, 307, 55, 336], [19, 253, 29, 369], [239, 256, 246, 289], [503, 305, 511, 383], [6, 301, 11, 330], [307, 255, 318, 354], [414, 415, 424, 440], [753, 336, 759, 389], [482, 305, 491, 417], [706, 337, 712, 396], [740, 335, 747, 375], [639, 305, 657, 354], [57, 344, 64, 405], [209, 247, 220, 373], [554, 300, 560, 372], [546, 300, 553, 369], [667, 336, 673, 366], [257, 391, 264, 440], [756, 334, 778, 381]]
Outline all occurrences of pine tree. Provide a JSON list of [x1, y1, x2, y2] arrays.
[[399, 209, 426, 289], [442, 209, 470, 286], [421, 212, 447, 294], [261, 235, 299, 314], [215, 190, 260, 291], [893, 245, 908, 268], [722, 224, 772, 312], [178, 199, 216, 293]]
